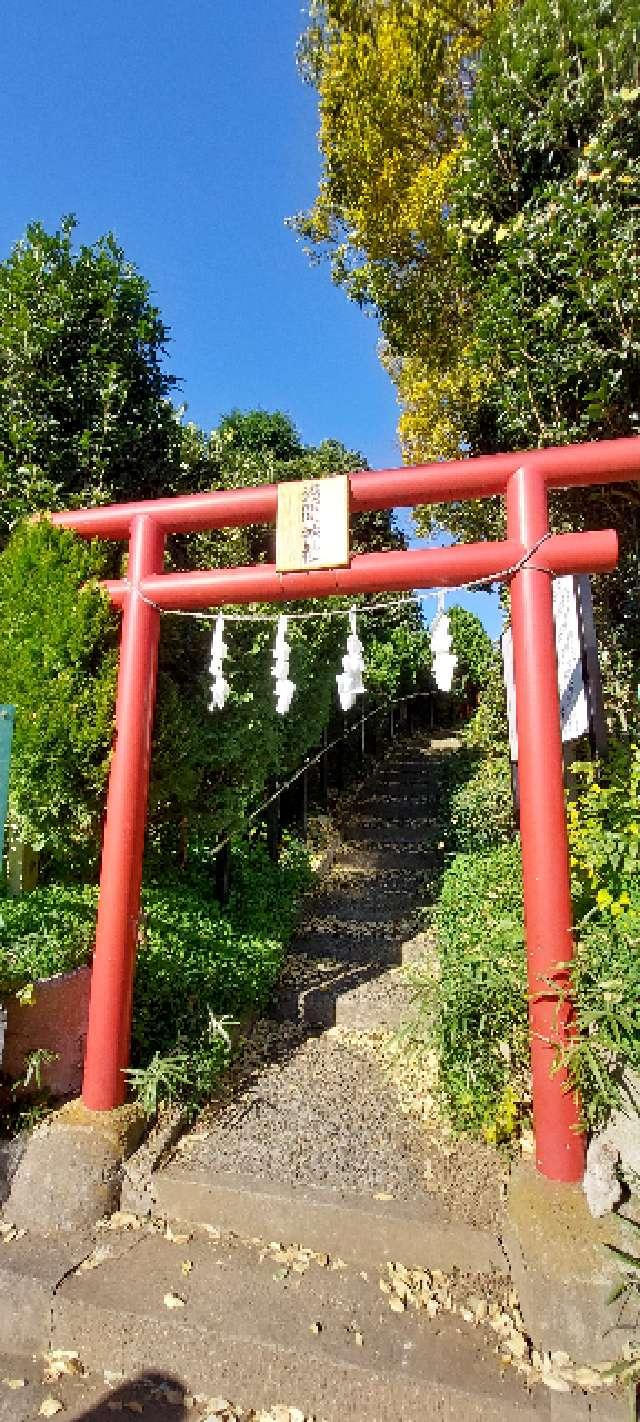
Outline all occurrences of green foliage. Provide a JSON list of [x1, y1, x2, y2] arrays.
[[446, 754, 514, 853], [565, 740, 640, 1129], [431, 841, 528, 1139], [448, 605, 493, 697], [0, 522, 117, 872], [463, 648, 510, 752], [365, 620, 431, 701], [0, 838, 311, 1114], [0, 883, 98, 994], [0, 217, 179, 541], [568, 741, 640, 917], [415, 731, 640, 1144], [454, 0, 640, 452], [134, 838, 310, 1069]]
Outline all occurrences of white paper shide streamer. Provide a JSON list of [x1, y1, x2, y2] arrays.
[[430, 592, 457, 692], [209, 615, 230, 710], [336, 610, 366, 712], [272, 615, 296, 714]]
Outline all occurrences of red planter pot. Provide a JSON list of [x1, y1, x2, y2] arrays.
[[1, 965, 91, 1098]]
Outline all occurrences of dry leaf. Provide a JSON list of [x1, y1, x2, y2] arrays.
[[165, 1227, 191, 1244], [99, 1211, 141, 1231], [181, 1259, 193, 1275], [39, 1400, 64, 1417], [389, 1296, 406, 1313], [3, 1377, 27, 1388], [44, 1350, 83, 1380], [78, 1246, 112, 1273], [355, 1332, 364, 1347], [372, 1193, 394, 1201], [542, 1375, 571, 1393], [163, 1292, 186, 1309], [204, 1398, 233, 1416], [125, 1404, 144, 1415], [310, 1321, 322, 1334]]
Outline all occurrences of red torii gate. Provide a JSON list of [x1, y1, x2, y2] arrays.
[[52, 436, 640, 1183]]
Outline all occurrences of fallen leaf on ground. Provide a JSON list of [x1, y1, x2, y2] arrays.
[[39, 1399, 64, 1417], [77, 1246, 112, 1273], [181, 1259, 193, 1275], [165, 1228, 192, 1244], [44, 1349, 84, 1380], [98, 1212, 141, 1231], [2, 1377, 27, 1388], [163, 1292, 186, 1309], [125, 1403, 144, 1415], [372, 1192, 394, 1201]]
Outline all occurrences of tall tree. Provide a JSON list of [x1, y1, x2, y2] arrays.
[[0, 217, 180, 543]]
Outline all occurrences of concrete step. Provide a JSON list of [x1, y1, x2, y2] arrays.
[[0, 1232, 625, 1422], [299, 890, 418, 924], [151, 1171, 507, 1280], [289, 932, 402, 966], [342, 819, 426, 846], [4, 1226, 550, 1422]]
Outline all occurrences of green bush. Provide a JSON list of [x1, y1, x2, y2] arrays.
[[0, 522, 117, 875], [431, 842, 528, 1139], [0, 838, 311, 1110], [446, 753, 514, 853], [0, 884, 98, 993], [566, 739, 640, 1129], [133, 837, 310, 1068]]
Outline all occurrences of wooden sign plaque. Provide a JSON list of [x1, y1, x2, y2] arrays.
[[276, 474, 350, 573]]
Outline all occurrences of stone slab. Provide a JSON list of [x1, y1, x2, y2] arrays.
[[51, 1229, 546, 1421], [5, 1100, 147, 1231], [0, 1230, 92, 1353], [153, 1166, 507, 1276], [503, 1160, 640, 1364]]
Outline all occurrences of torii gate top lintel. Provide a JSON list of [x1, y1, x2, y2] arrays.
[[50, 436, 640, 1186]]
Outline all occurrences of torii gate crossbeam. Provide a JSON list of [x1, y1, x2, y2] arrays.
[[52, 436, 640, 1183]]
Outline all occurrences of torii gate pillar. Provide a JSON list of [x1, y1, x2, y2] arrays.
[[507, 469, 583, 1180]]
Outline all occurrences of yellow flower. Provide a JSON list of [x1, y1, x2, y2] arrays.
[[589, 784, 601, 796], [597, 889, 613, 908], [619, 892, 631, 906], [611, 902, 623, 917]]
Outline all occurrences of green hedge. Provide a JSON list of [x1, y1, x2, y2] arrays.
[[0, 839, 310, 1105], [431, 842, 529, 1140]]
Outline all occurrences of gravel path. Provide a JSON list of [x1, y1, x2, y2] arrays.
[[170, 733, 506, 1228]]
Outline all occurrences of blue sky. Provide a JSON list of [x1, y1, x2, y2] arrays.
[[0, 0, 501, 636]]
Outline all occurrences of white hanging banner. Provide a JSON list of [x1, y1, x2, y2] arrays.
[[430, 591, 458, 693], [336, 609, 366, 711], [272, 615, 296, 714], [208, 615, 230, 711], [502, 575, 600, 759]]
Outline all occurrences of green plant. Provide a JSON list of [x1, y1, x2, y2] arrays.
[[0, 522, 117, 875], [19, 1048, 59, 1091], [123, 1050, 201, 1117], [0, 217, 179, 539], [428, 841, 529, 1139], [0, 883, 99, 994], [446, 753, 514, 853]]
